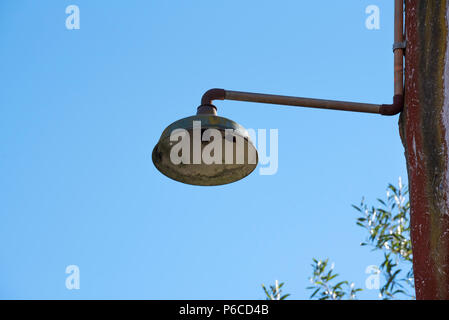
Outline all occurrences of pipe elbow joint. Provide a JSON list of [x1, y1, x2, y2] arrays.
[[201, 88, 226, 105], [380, 94, 404, 116]]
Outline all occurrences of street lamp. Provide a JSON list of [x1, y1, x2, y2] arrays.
[[153, 0, 405, 186]]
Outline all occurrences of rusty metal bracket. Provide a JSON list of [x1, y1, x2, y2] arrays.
[[199, 0, 405, 116]]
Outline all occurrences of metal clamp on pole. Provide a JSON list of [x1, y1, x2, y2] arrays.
[[393, 40, 407, 52]]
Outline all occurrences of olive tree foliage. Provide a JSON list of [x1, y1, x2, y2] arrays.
[[307, 258, 362, 300], [262, 178, 414, 300], [261, 280, 290, 300], [352, 178, 414, 299]]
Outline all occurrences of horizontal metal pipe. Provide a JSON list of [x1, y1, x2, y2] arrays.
[[224, 90, 382, 114]]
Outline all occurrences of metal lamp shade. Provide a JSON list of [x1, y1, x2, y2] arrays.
[[152, 114, 258, 186]]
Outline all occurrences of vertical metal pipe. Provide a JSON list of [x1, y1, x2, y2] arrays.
[[394, 0, 404, 96], [379, 0, 405, 115]]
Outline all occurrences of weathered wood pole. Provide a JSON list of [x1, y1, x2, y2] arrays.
[[400, 0, 449, 299]]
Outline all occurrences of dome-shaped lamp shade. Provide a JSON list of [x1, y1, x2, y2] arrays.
[[152, 114, 258, 186]]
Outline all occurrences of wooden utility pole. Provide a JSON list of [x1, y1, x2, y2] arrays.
[[400, 0, 449, 299]]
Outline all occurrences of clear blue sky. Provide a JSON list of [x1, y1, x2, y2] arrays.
[[0, 1, 406, 299]]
